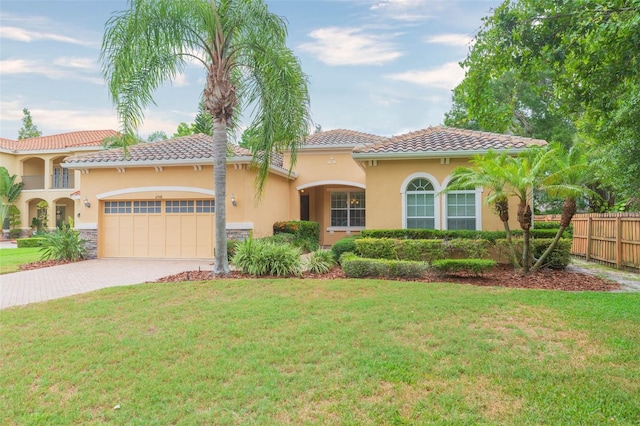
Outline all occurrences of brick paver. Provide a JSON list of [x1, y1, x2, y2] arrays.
[[0, 259, 213, 309]]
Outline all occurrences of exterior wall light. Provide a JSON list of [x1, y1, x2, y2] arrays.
[[83, 197, 91, 208], [231, 194, 237, 206]]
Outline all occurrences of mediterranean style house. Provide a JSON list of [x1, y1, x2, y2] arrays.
[[0, 130, 117, 237], [2, 126, 546, 258]]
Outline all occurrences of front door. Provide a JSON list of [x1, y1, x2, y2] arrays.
[[300, 194, 310, 221], [55, 206, 66, 228]]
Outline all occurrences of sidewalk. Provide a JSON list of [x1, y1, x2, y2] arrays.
[[567, 258, 640, 292]]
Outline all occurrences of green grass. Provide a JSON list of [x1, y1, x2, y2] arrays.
[[2, 279, 639, 424], [0, 247, 41, 274]]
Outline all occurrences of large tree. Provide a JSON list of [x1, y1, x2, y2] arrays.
[[18, 108, 42, 140], [447, 0, 640, 202], [102, 0, 310, 274]]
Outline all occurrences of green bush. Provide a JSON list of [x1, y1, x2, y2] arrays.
[[16, 237, 46, 248], [331, 236, 361, 262], [354, 238, 490, 262], [530, 228, 568, 239], [39, 222, 87, 261], [9, 229, 22, 239], [273, 220, 320, 242], [305, 249, 336, 274], [533, 221, 574, 235], [496, 238, 572, 270], [445, 239, 490, 259], [361, 229, 510, 243], [227, 239, 242, 259], [354, 238, 398, 260], [431, 259, 497, 276], [341, 255, 428, 279], [395, 239, 445, 261], [231, 237, 302, 277]]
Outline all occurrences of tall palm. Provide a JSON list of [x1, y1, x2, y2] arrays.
[[501, 145, 557, 274], [101, 0, 310, 274], [446, 150, 519, 266], [0, 166, 23, 225], [532, 143, 593, 271]]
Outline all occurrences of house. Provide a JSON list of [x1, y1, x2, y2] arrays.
[[7, 126, 546, 258], [0, 130, 118, 235]]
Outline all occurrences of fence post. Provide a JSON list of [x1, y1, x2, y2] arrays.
[[586, 216, 592, 262], [616, 216, 622, 269]]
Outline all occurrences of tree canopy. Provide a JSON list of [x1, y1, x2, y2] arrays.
[[445, 0, 640, 204], [18, 108, 42, 140]]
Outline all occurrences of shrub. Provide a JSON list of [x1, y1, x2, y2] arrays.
[[354, 238, 490, 262], [530, 228, 567, 239], [273, 220, 320, 243], [331, 236, 361, 262], [39, 222, 87, 261], [395, 239, 445, 261], [445, 239, 490, 259], [231, 237, 302, 277], [341, 256, 427, 279], [496, 238, 572, 270], [16, 237, 46, 248], [533, 221, 574, 235], [361, 229, 511, 243], [305, 249, 336, 274], [227, 239, 241, 259], [9, 229, 22, 239], [355, 238, 398, 260], [431, 259, 497, 276]]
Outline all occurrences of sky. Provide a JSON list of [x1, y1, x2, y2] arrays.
[[0, 0, 502, 141]]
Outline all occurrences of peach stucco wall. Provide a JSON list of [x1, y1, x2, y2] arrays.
[[75, 164, 291, 239], [363, 157, 519, 232]]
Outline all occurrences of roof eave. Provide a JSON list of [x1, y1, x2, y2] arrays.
[[351, 147, 528, 160]]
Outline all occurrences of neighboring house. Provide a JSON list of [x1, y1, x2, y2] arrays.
[[0, 130, 118, 235], [60, 126, 546, 259]]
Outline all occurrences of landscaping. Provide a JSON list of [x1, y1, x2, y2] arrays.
[[0, 247, 41, 274], [2, 279, 639, 424]]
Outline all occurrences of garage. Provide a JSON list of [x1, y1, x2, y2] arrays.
[[100, 199, 215, 258]]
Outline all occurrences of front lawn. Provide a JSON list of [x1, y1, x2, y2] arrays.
[[2, 279, 639, 424], [0, 247, 41, 274]]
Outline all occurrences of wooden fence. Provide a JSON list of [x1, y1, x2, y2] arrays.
[[535, 213, 640, 271]]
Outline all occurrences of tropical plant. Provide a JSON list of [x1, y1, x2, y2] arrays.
[[231, 237, 302, 277], [102, 0, 310, 274], [147, 131, 168, 142], [305, 249, 336, 274], [36, 200, 49, 231], [39, 219, 88, 261], [0, 167, 24, 226]]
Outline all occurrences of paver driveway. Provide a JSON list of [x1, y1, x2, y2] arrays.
[[0, 258, 212, 309]]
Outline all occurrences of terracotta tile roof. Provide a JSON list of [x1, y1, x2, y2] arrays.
[[303, 129, 386, 148], [3, 130, 118, 152], [353, 126, 547, 156], [64, 134, 253, 164]]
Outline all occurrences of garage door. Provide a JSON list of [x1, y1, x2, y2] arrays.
[[101, 200, 215, 258]]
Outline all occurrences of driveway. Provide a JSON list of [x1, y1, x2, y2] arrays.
[[0, 258, 213, 309]]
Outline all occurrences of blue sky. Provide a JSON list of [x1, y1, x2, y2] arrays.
[[0, 0, 501, 141]]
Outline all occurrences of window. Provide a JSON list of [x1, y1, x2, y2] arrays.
[[104, 201, 132, 214], [196, 200, 215, 213], [445, 180, 477, 230], [406, 178, 435, 229], [330, 191, 365, 228], [133, 201, 161, 214], [166, 200, 194, 213]]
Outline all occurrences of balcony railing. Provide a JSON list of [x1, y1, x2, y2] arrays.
[[21, 175, 45, 190], [51, 173, 75, 189]]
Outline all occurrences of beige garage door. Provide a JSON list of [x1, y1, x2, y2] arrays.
[[101, 200, 215, 258]]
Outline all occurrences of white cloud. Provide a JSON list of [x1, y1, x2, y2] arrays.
[[0, 58, 103, 84], [171, 73, 189, 88], [425, 34, 474, 47], [53, 57, 98, 70], [298, 27, 402, 66], [370, 0, 433, 21], [0, 25, 95, 47], [386, 62, 465, 90]]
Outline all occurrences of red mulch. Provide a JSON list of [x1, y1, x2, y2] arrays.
[[19, 259, 76, 271], [152, 264, 620, 292]]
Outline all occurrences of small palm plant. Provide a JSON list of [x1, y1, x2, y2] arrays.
[[305, 249, 336, 274], [39, 219, 88, 261]]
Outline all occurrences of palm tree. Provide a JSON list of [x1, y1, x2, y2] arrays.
[[0, 166, 23, 226], [101, 0, 310, 274], [446, 150, 519, 266], [532, 143, 593, 271]]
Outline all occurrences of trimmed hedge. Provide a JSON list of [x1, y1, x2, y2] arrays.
[[534, 221, 574, 235], [354, 238, 490, 262], [341, 254, 428, 279], [16, 237, 46, 248], [331, 236, 361, 262], [431, 259, 497, 276], [496, 238, 572, 270], [273, 221, 320, 242], [361, 229, 508, 243]]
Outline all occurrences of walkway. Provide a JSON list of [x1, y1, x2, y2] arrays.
[[0, 258, 213, 309]]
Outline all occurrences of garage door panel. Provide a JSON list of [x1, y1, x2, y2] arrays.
[[196, 215, 214, 258], [148, 215, 165, 258]]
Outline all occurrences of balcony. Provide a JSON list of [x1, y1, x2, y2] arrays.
[[51, 173, 75, 189], [21, 175, 45, 190]]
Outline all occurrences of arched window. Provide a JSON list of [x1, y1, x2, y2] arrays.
[[445, 179, 478, 230], [406, 178, 435, 229]]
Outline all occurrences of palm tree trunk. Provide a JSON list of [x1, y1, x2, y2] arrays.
[[213, 118, 229, 275], [517, 200, 533, 274], [532, 197, 576, 272], [495, 198, 519, 267]]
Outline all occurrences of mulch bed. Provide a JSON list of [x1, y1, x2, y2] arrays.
[[19, 260, 77, 271], [153, 264, 620, 292]]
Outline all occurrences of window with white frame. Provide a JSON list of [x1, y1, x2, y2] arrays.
[[330, 191, 365, 228], [406, 178, 435, 229], [445, 182, 477, 230]]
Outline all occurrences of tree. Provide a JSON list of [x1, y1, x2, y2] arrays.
[[447, 0, 640, 201], [18, 108, 42, 140], [192, 101, 213, 135], [239, 126, 260, 149], [147, 130, 168, 142], [172, 122, 194, 138], [102, 0, 310, 274], [0, 167, 23, 226]]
